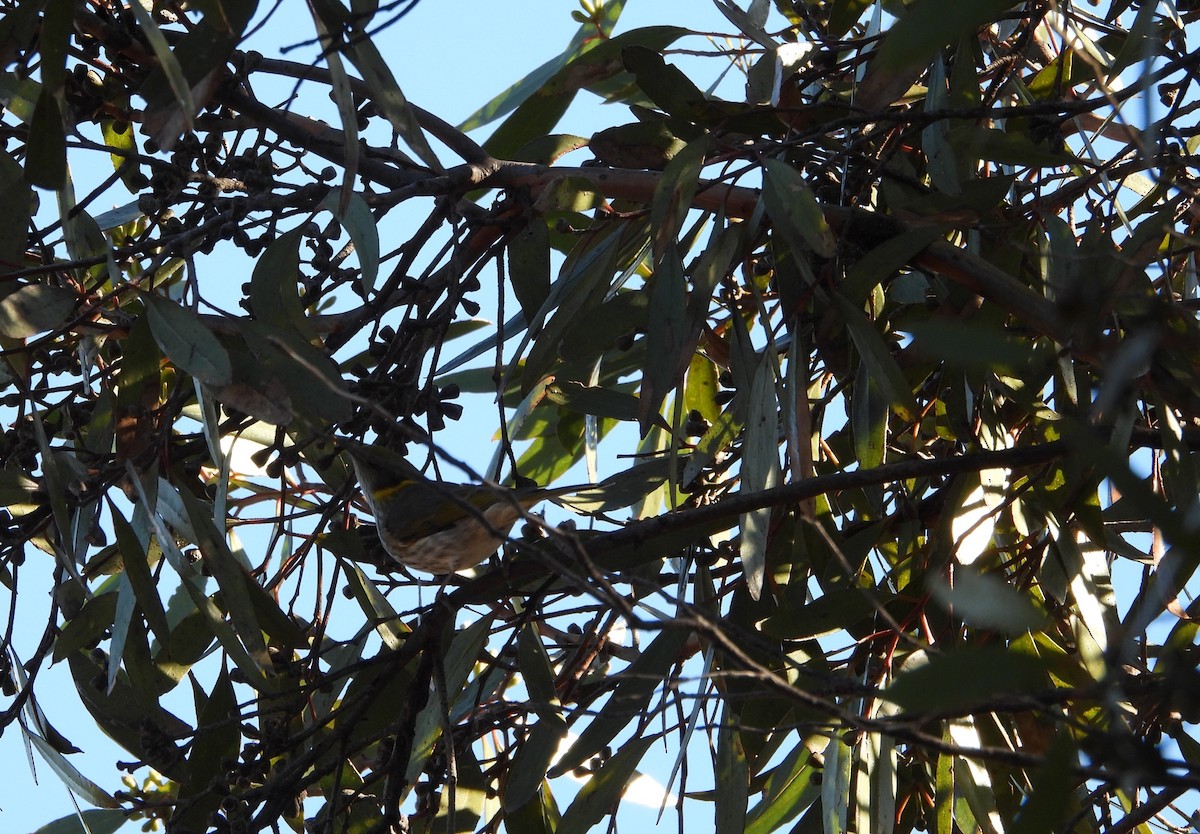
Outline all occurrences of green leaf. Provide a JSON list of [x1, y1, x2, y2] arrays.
[[343, 34, 441, 170], [33, 809, 128, 834], [505, 718, 568, 813], [0, 71, 40, 124], [67, 649, 192, 781], [561, 455, 672, 513], [239, 320, 352, 423], [110, 510, 170, 651], [101, 119, 141, 192], [433, 743, 489, 832], [832, 292, 919, 422], [129, 0, 196, 128], [509, 216, 552, 320], [650, 137, 711, 256], [910, 318, 1047, 372], [514, 133, 590, 164], [460, 1, 626, 131], [558, 290, 649, 362], [249, 229, 310, 337], [143, 294, 233, 386], [551, 627, 687, 777], [759, 587, 884, 640], [175, 487, 272, 684], [828, 0, 874, 37], [26, 87, 66, 188], [505, 781, 561, 834], [762, 159, 836, 258], [740, 353, 780, 601], [311, 8, 359, 195], [483, 26, 687, 160], [948, 124, 1077, 168], [522, 224, 626, 393], [173, 666, 240, 832], [590, 120, 687, 171], [0, 468, 39, 508], [684, 354, 721, 425], [405, 618, 495, 783], [321, 190, 379, 292], [872, 0, 1017, 76], [92, 201, 144, 232], [622, 45, 708, 123], [546, 381, 640, 422], [557, 734, 658, 834], [851, 357, 887, 470], [54, 592, 118, 664], [344, 564, 410, 651], [0, 283, 75, 338], [929, 567, 1046, 634], [638, 249, 688, 433], [1010, 733, 1077, 834], [716, 705, 749, 834], [884, 647, 1048, 712], [745, 743, 818, 834], [842, 224, 946, 304], [821, 733, 852, 834], [0, 149, 31, 271]]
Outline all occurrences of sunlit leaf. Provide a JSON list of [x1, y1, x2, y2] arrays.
[[929, 566, 1046, 634], [885, 648, 1048, 712]]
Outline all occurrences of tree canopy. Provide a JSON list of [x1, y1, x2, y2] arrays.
[[2, 1, 1200, 832]]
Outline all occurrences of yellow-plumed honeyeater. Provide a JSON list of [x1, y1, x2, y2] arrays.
[[339, 438, 557, 574]]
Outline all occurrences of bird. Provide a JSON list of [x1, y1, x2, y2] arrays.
[[338, 438, 556, 574]]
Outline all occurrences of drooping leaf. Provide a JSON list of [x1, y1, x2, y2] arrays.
[[143, 294, 233, 387], [650, 136, 711, 256], [0, 149, 31, 271], [505, 720, 567, 817], [110, 508, 170, 652], [739, 353, 780, 601], [762, 158, 836, 259], [175, 487, 272, 683], [832, 292, 919, 422], [638, 244, 689, 433], [323, 190, 380, 292], [715, 704, 749, 834], [509, 216, 552, 320], [343, 33, 441, 171], [26, 87, 66, 188], [172, 666, 240, 832], [745, 742, 819, 834], [248, 229, 310, 336], [129, 0, 196, 126]]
